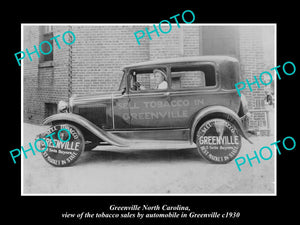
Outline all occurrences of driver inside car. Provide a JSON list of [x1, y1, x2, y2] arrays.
[[130, 69, 168, 91], [153, 69, 168, 90]]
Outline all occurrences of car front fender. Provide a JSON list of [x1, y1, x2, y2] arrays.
[[42, 113, 128, 147], [190, 105, 253, 144]]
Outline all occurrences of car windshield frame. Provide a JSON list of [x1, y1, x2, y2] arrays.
[[118, 71, 126, 91]]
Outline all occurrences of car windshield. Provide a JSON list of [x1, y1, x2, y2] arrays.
[[118, 71, 126, 91]]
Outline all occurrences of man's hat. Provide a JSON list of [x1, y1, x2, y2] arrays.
[[153, 69, 167, 80]]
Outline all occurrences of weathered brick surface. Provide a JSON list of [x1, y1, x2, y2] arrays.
[[239, 26, 270, 135], [23, 25, 271, 135], [23, 26, 40, 123], [71, 25, 149, 95]]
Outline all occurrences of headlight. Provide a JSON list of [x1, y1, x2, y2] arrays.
[[240, 94, 249, 113], [58, 100, 68, 113]]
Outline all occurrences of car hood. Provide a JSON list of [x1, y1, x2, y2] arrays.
[[69, 91, 121, 107]]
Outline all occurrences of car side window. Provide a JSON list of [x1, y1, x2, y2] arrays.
[[129, 68, 168, 92], [170, 64, 216, 89]]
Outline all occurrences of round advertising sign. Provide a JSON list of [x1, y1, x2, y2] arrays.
[[41, 124, 85, 167], [196, 118, 241, 164]]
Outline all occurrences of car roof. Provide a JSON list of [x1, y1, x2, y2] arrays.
[[121, 55, 238, 70]]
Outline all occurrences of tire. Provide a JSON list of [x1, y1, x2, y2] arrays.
[[195, 118, 242, 164], [40, 123, 85, 167]]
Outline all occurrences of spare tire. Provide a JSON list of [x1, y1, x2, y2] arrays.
[[195, 118, 242, 164], [40, 123, 85, 167]]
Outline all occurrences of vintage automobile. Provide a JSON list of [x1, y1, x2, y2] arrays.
[[39, 56, 251, 167]]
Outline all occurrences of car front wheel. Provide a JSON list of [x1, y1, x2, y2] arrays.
[[41, 123, 85, 167]]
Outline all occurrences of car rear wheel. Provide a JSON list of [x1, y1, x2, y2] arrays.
[[41, 123, 85, 167], [195, 118, 242, 164]]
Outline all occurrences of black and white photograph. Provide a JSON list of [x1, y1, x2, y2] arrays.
[[4, 5, 298, 225], [21, 24, 276, 195]]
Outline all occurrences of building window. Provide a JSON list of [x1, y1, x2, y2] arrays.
[[39, 26, 54, 63], [45, 103, 57, 118], [44, 26, 53, 34]]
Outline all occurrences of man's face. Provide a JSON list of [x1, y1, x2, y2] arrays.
[[154, 72, 164, 83]]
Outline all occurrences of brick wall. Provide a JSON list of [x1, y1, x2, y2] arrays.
[[202, 26, 240, 58], [183, 26, 202, 56], [149, 25, 201, 60], [239, 26, 270, 135], [71, 25, 149, 95], [23, 25, 72, 123], [149, 24, 182, 60], [23, 26, 40, 123]]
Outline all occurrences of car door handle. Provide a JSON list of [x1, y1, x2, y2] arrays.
[[163, 92, 170, 97]]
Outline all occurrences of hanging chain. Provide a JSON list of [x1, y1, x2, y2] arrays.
[[67, 26, 73, 99]]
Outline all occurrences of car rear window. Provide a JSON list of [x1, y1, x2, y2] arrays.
[[170, 64, 216, 89]]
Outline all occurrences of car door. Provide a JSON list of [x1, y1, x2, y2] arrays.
[[112, 72, 131, 130], [112, 92, 131, 130]]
